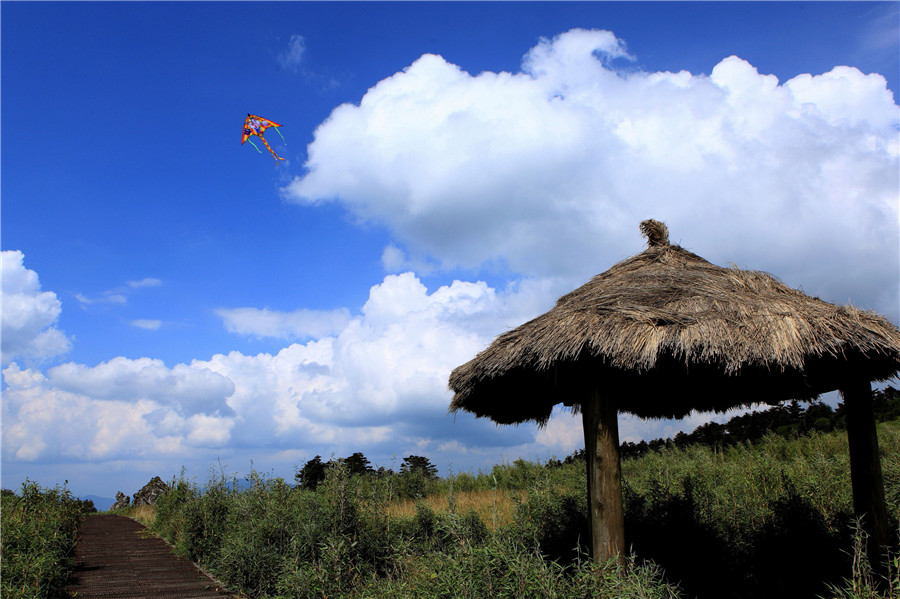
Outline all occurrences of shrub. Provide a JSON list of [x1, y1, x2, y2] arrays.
[[215, 474, 298, 596], [1, 481, 88, 599], [376, 534, 681, 599], [509, 475, 587, 562], [149, 472, 200, 550]]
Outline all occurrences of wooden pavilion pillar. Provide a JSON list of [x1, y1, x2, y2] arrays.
[[841, 379, 889, 577], [582, 386, 625, 565]]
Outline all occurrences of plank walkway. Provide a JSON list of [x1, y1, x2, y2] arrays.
[[67, 514, 236, 599]]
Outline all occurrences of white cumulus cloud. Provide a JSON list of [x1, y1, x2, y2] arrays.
[[2, 363, 236, 462], [46, 357, 235, 417], [199, 273, 519, 442], [1, 251, 71, 365], [284, 27, 899, 321]]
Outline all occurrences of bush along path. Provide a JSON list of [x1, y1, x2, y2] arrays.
[[67, 514, 235, 599]]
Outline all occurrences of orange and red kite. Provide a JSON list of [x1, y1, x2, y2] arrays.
[[242, 114, 285, 161]]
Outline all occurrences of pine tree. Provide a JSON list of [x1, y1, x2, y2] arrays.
[[344, 452, 373, 476], [400, 455, 437, 479], [296, 455, 329, 490]]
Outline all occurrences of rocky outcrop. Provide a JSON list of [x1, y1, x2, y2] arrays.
[[132, 476, 169, 507], [110, 491, 130, 510]]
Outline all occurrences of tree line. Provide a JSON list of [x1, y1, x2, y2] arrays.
[[561, 386, 900, 464], [295, 453, 438, 493]]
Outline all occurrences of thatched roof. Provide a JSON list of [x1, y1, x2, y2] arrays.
[[449, 220, 900, 423]]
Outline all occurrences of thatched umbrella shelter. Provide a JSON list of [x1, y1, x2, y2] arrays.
[[449, 219, 900, 568]]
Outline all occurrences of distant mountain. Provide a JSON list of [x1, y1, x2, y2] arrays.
[[82, 494, 115, 511]]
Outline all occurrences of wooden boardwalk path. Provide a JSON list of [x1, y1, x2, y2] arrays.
[[67, 514, 235, 599]]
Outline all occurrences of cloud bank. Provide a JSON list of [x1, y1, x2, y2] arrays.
[[285, 28, 899, 318], [2, 272, 546, 477]]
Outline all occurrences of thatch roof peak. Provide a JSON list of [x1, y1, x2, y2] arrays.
[[449, 219, 900, 424], [639, 219, 669, 247]]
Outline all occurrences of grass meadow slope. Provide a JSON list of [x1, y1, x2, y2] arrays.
[[4, 398, 899, 599], [125, 422, 899, 599]]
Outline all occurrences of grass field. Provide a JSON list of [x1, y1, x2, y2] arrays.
[[104, 423, 899, 599]]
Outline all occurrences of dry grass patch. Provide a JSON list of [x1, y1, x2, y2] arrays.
[[384, 489, 523, 531], [124, 503, 156, 528]]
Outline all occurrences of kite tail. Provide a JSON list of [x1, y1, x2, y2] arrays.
[[259, 135, 285, 161], [274, 126, 286, 144], [247, 139, 263, 154]]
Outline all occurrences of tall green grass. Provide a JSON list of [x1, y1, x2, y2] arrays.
[[146, 461, 677, 598], [823, 519, 900, 599], [622, 424, 899, 598], [1, 481, 92, 599], [135, 423, 900, 598]]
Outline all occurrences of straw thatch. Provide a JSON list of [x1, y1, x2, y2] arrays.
[[449, 220, 900, 424]]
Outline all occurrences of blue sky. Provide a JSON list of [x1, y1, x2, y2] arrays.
[[3, 1, 898, 500]]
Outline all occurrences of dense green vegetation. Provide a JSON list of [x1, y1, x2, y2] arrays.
[[0, 481, 95, 599], [146, 461, 681, 599], [622, 424, 899, 598], [138, 414, 899, 599]]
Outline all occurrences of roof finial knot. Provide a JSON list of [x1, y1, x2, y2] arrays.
[[640, 219, 669, 247]]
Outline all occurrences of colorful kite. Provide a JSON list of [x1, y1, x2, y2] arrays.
[[242, 114, 286, 161]]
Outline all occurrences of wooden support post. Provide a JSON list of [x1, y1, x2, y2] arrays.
[[582, 387, 625, 565], [842, 379, 889, 578]]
